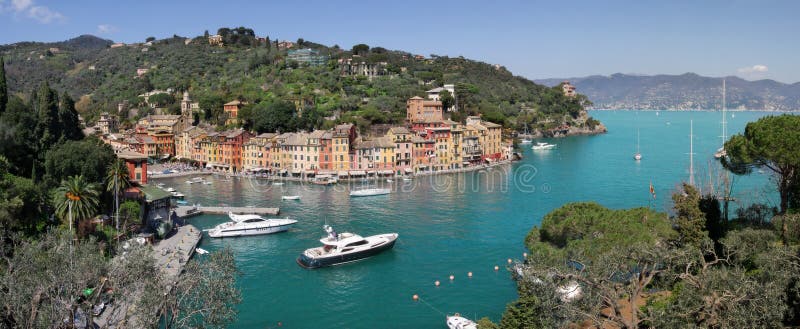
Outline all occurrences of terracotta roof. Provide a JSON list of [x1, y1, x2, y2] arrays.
[[224, 100, 243, 106], [117, 149, 147, 160], [409, 96, 424, 100], [388, 126, 411, 134], [481, 121, 502, 128]]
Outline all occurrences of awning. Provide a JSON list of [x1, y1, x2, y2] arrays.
[[318, 170, 336, 175], [291, 169, 302, 174], [337, 171, 349, 177], [462, 161, 470, 165], [349, 170, 366, 176], [380, 170, 394, 175], [316, 174, 332, 179], [305, 170, 315, 174]]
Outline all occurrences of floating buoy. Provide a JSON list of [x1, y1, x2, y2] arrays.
[[435, 280, 440, 286], [413, 294, 419, 301], [523, 252, 528, 258], [494, 265, 499, 271], [468, 271, 473, 278], [449, 274, 455, 281], [507, 258, 513, 264], [278, 322, 282, 327]]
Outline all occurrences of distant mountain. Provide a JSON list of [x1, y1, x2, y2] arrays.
[[535, 73, 800, 111]]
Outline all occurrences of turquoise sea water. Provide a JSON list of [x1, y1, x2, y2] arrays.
[[155, 110, 781, 328]]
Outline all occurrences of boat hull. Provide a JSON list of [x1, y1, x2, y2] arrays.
[[297, 234, 398, 269], [208, 221, 296, 238]]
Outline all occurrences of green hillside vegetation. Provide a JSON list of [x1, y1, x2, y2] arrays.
[[1, 29, 594, 133]]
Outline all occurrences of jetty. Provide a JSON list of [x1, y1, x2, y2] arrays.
[[95, 224, 202, 328], [175, 205, 280, 218]]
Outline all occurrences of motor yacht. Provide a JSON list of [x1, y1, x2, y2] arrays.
[[349, 188, 391, 197], [297, 225, 398, 269], [207, 212, 297, 238], [532, 142, 556, 150], [446, 314, 478, 329]]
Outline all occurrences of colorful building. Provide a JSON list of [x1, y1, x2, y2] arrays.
[[406, 96, 443, 123]]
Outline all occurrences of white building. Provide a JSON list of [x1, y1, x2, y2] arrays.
[[426, 84, 457, 112]]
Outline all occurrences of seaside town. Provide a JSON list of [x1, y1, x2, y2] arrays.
[[94, 89, 521, 184], [4, 2, 800, 328]]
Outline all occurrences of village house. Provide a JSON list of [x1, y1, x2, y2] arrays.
[[96, 112, 118, 134], [426, 84, 457, 112], [562, 81, 576, 97], [385, 126, 413, 175], [208, 34, 223, 46], [242, 133, 275, 172], [406, 96, 443, 123], [224, 100, 244, 125]]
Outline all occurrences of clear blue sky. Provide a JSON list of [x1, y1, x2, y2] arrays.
[[2, 0, 799, 83]]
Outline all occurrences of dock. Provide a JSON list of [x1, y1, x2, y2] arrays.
[[95, 224, 202, 328], [175, 205, 280, 218]]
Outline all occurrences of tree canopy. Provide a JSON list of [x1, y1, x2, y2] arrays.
[[722, 114, 800, 215]]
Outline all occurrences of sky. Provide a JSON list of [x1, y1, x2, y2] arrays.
[[1, 0, 799, 83]]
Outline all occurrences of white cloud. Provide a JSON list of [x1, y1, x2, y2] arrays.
[[12, 0, 32, 11], [0, 0, 64, 23], [97, 24, 118, 35], [737, 64, 769, 74]]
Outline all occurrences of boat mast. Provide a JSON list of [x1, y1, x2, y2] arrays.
[[721, 79, 727, 147], [637, 128, 640, 154], [689, 120, 695, 186]]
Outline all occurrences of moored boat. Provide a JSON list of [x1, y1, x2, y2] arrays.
[[446, 314, 478, 329], [532, 142, 556, 150], [297, 225, 398, 269], [282, 195, 301, 200], [350, 188, 391, 197], [207, 212, 297, 238]]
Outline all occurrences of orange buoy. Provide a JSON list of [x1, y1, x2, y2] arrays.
[[468, 271, 473, 278], [494, 265, 499, 271], [449, 274, 455, 281], [413, 294, 419, 301], [507, 258, 513, 264], [435, 280, 440, 286]]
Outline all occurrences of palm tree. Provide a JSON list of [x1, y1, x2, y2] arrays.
[[106, 159, 131, 230], [53, 175, 100, 233]]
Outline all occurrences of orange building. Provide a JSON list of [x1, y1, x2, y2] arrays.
[[224, 100, 244, 125], [117, 149, 148, 184], [219, 128, 253, 172], [406, 96, 443, 123]]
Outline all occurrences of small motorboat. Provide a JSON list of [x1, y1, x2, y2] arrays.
[[171, 192, 185, 198], [532, 142, 556, 150], [165, 187, 176, 192], [176, 200, 189, 205], [282, 195, 301, 200], [350, 188, 391, 197], [297, 225, 398, 269], [446, 314, 477, 329], [402, 177, 412, 182], [386, 179, 393, 183], [203, 181, 213, 185], [311, 176, 338, 186], [273, 182, 284, 186], [185, 180, 194, 184], [195, 247, 209, 255], [207, 212, 298, 238], [192, 177, 204, 182]]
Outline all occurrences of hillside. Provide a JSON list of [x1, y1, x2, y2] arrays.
[[0, 31, 597, 135], [536, 73, 800, 111]]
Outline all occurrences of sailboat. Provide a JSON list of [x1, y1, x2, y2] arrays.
[[634, 128, 642, 161], [520, 124, 532, 144], [689, 120, 696, 186], [714, 80, 727, 159]]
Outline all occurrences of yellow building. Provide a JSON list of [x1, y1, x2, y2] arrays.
[[242, 133, 276, 171], [466, 116, 503, 161], [332, 124, 354, 172]]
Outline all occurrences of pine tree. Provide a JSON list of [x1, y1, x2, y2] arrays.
[[58, 92, 83, 141], [0, 56, 7, 114]]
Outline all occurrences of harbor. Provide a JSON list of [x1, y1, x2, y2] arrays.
[[153, 110, 777, 328]]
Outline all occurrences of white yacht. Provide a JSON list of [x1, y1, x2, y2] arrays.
[[350, 188, 391, 197], [297, 225, 398, 268], [446, 314, 478, 329], [532, 142, 556, 150], [207, 212, 297, 238]]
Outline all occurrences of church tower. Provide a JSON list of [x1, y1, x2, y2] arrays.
[[180, 91, 192, 118]]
